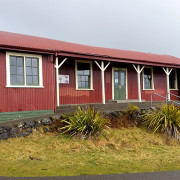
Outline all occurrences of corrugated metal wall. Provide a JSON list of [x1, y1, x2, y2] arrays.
[[0, 50, 55, 112], [59, 59, 179, 104], [59, 58, 102, 104]]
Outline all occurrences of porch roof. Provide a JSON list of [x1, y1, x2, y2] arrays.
[[0, 31, 180, 68]]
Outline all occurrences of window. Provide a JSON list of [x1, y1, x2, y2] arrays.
[[169, 69, 177, 89], [6, 52, 43, 87], [75, 60, 93, 90], [143, 67, 154, 90]]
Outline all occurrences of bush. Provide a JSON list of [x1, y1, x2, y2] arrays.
[[141, 103, 180, 140], [61, 105, 108, 139], [108, 104, 139, 128]]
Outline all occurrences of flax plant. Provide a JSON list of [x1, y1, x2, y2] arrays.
[[61, 105, 108, 139], [142, 103, 180, 140]]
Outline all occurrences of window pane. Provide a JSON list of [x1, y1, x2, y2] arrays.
[[77, 63, 90, 70], [84, 70, 90, 75], [17, 57, 23, 66], [10, 75, 16, 84], [26, 76, 33, 85], [32, 68, 38, 75], [144, 68, 152, 89], [17, 67, 24, 75], [26, 58, 32, 66], [85, 76, 89, 81], [10, 66, 16, 75], [10, 56, 16, 66], [77, 62, 91, 89], [33, 76, 39, 85], [17, 75, 24, 84], [10, 56, 24, 85], [78, 70, 83, 75], [85, 82, 89, 88], [26, 67, 32, 75], [169, 70, 176, 89], [78, 81, 82, 88], [120, 72, 125, 86], [82, 82, 85, 88], [81, 76, 85, 81], [32, 58, 38, 67]]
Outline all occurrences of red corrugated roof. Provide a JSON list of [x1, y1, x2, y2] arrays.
[[0, 31, 180, 67]]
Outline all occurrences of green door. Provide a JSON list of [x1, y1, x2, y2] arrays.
[[114, 69, 126, 100]]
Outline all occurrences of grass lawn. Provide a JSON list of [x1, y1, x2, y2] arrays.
[[0, 127, 180, 177]]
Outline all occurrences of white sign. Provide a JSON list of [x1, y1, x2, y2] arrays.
[[59, 75, 69, 84]]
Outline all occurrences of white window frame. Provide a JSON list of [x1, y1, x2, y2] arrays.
[[6, 52, 43, 88], [143, 67, 154, 90], [169, 69, 178, 90], [75, 60, 93, 90]]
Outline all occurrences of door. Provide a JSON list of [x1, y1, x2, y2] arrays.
[[114, 69, 126, 100]]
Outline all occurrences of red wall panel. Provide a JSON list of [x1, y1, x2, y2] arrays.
[[59, 60, 179, 104], [141, 67, 178, 101], [0, 50, 55, 112], [59, 58, 102, 104]]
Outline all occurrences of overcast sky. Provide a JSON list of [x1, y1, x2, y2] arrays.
[[0, 0, 180, 57]]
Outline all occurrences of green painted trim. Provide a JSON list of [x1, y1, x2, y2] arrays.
[[0, 110, 54, 122]]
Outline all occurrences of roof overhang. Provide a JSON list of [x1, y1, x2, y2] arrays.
[[58, 51, 180, 68], [1, 44, 180, 68]]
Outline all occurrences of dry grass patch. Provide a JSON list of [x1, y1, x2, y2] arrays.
[[0, 127, 180, 177]]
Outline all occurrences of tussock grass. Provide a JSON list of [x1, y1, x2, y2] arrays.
[[0, 127, 180, 177]]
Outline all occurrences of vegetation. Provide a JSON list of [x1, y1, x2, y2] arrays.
[[109, 104, 139, 128], [1, 103, 180, 177], [0, 127, 180, 177], [61, 105, 108, 139], [141, 103, 180, 141]]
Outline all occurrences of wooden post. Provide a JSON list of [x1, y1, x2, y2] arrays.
[[55, 57, 59, 106], [101, 61, 105, 104], [137, 65, 141, 102], [95, 61, 110, 104], [132, 64, 144, 102], [162, 67, 173, 100], [55, 57, 67, 106], [166, 68, 170, 100]]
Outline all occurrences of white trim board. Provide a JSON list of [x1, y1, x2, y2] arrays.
[[142, 66, 154, 90], [75, 59, 93, 90], [169, 69, 178, 90], [6, 51, 43, 88]]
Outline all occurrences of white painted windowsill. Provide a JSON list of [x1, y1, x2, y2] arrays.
[[75, 88, 94, 91], [143, 89, 155, 91], [6, 85, 44, 88], [170, 89, 179, 90]]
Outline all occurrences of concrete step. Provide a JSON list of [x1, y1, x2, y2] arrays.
[[56, 101, 168, 115], [106, 100, 146, 103]]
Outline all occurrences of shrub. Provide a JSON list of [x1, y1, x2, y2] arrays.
[[108, 104, 139, 128], [141, 103, 180, 141], [61, 105, 108, 139]]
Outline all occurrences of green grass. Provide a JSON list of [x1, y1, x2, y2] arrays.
[[0, 127, 180, 177]]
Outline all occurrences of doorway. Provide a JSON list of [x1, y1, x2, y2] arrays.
[[112, 68, 127, 100]]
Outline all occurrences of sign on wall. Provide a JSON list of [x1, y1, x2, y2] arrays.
[[59, 75, 69, 84]]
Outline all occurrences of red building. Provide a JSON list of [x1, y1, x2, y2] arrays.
[[0, 31, 180, 121]]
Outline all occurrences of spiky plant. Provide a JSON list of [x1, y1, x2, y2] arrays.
[[61, 105, 108, 139], [141, 103, 180, 140]]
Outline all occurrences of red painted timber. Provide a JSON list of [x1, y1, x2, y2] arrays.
[[59, 60, 178, 104], [0, 51, 55, 112], [59, 58, 102, 104]]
